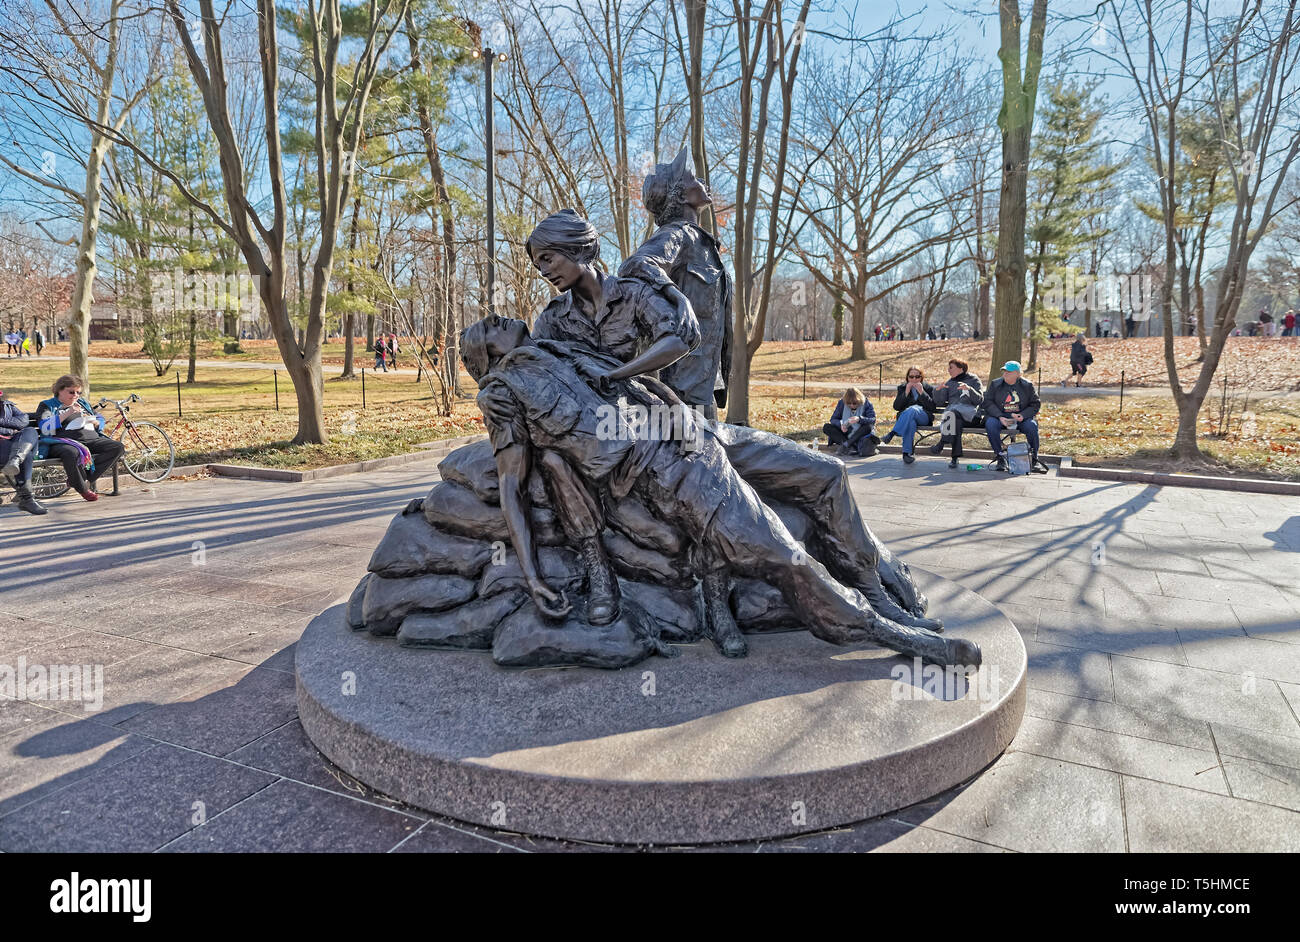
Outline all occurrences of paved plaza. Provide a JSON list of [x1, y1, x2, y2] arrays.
[[1, 453, 1298, 852]]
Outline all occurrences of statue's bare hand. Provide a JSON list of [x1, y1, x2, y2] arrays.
[[479, 385, 514, 427], [529, 579, 572, 620]]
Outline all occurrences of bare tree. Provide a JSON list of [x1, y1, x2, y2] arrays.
[[0, 0, 159, 389], [786, 34, 975, 361], [722, 0, 812, 426], [1106, 0, 1300, 462], [120, 0, 414, 444]]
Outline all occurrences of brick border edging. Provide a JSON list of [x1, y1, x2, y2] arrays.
[[112, 433, 489, 486], [1056, 456, 1300, 495], [206, 433, 488, 482]]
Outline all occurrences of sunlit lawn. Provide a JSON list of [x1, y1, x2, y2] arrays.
[[0, 358, 483, 470], [4, 354, 1295, 477]]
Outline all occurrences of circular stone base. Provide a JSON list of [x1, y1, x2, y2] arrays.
[[296, 569, 1026, 845]]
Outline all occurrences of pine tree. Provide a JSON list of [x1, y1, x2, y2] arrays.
[[1025, 78, 1121, 368]]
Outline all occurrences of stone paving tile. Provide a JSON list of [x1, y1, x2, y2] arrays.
[[1100, 590, 1243, 633], [1035, 611, 1188, 666], [132, 604, 310, 657], [34, 645, 254, 724], [893, 751, 1126, 853], [115, 666, 298, 757], [224, 719, 429, 817], [1025, 688, 1212, 750], [1212, 722, 1300, 771], [1156, 571, 1300, 614], [1023, 640, 1115, 701], [1011, 714, 1228, 795], [41, 592, 236, 638], [1177, 628, 1300, 684], [754, 819, 1010, 853], [0, 697, 77, 741], [392, 821, 527, 853], [1279, 681, 1300, 721], [1123, 776, 1300, 852], [161, 779, 421, 852], [7, 630, 166, 671], [0, 715, 155, 818], [1233, 604, 1300, 645], [1110, 656, 1300, 737], [0, 741, 276, 852], [0, 613, 82, 658], [1220, 759, 1300, 813], [212, 624, 307, 671]]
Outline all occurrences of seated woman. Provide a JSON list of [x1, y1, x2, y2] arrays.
[[929, 359, 984, 468], [1, 390, 46, 515], [881, 367, 935, 464], [35, 374, 124, 502], [822, 387, 878, 457]]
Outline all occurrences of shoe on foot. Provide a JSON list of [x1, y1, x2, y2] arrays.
[[80, 489, 98, 502], [994, 455, 1009, 472], [881, 431, 895, 444], [15, 492, 47, 515], [578, 536, 620, 626], [928, 440, 945, 455], [949, 456, 959, 468], [1, 460, 19, 487], [1031, 458, 1049, 474], [902, 453, 915, 465]]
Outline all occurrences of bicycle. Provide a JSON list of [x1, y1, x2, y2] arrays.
[[28, 394, 175, 500]]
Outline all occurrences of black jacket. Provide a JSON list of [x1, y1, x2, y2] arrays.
[[892, 382, 936, 422], [984, 377, 1041, 422], [1070, 339, 1090, 367], [932, 372, 983, 410], [0, 398, 29, 437]]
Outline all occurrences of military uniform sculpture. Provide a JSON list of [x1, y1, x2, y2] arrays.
[[345, 208, 980, 672]]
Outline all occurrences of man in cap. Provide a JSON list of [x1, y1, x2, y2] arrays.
[[619, 148, 732, 420], [983, 361, 1047, 473]]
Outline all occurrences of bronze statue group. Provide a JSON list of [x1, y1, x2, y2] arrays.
[[352, 148, 981, 670]]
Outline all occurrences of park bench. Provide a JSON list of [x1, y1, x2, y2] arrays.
[[910, 417, 1014, 452], [2, 455, 120, 504]]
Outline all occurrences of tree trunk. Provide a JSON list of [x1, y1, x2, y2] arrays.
[[340, 195, 361, 379], [67, 140, 110, 391], [977, 261, 991, 338], [994, 119, 1030, 374], [187, 309, 197, 383], [343, 313, 355, 378], [992, 0, 1047, 376], [832, 300, 843, 346], [850, 288, 866, 361], [405, 8, 459, 393], [1025, 243, 1046, 371]]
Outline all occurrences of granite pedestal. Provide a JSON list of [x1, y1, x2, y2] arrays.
[[296, 569, 1026, 844]]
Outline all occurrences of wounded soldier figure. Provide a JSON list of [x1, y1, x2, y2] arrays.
[[515, 210, 928, 644], [460, 314, 980, 668]]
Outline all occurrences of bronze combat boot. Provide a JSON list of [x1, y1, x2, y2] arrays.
[[579, 536, 620, 626]]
